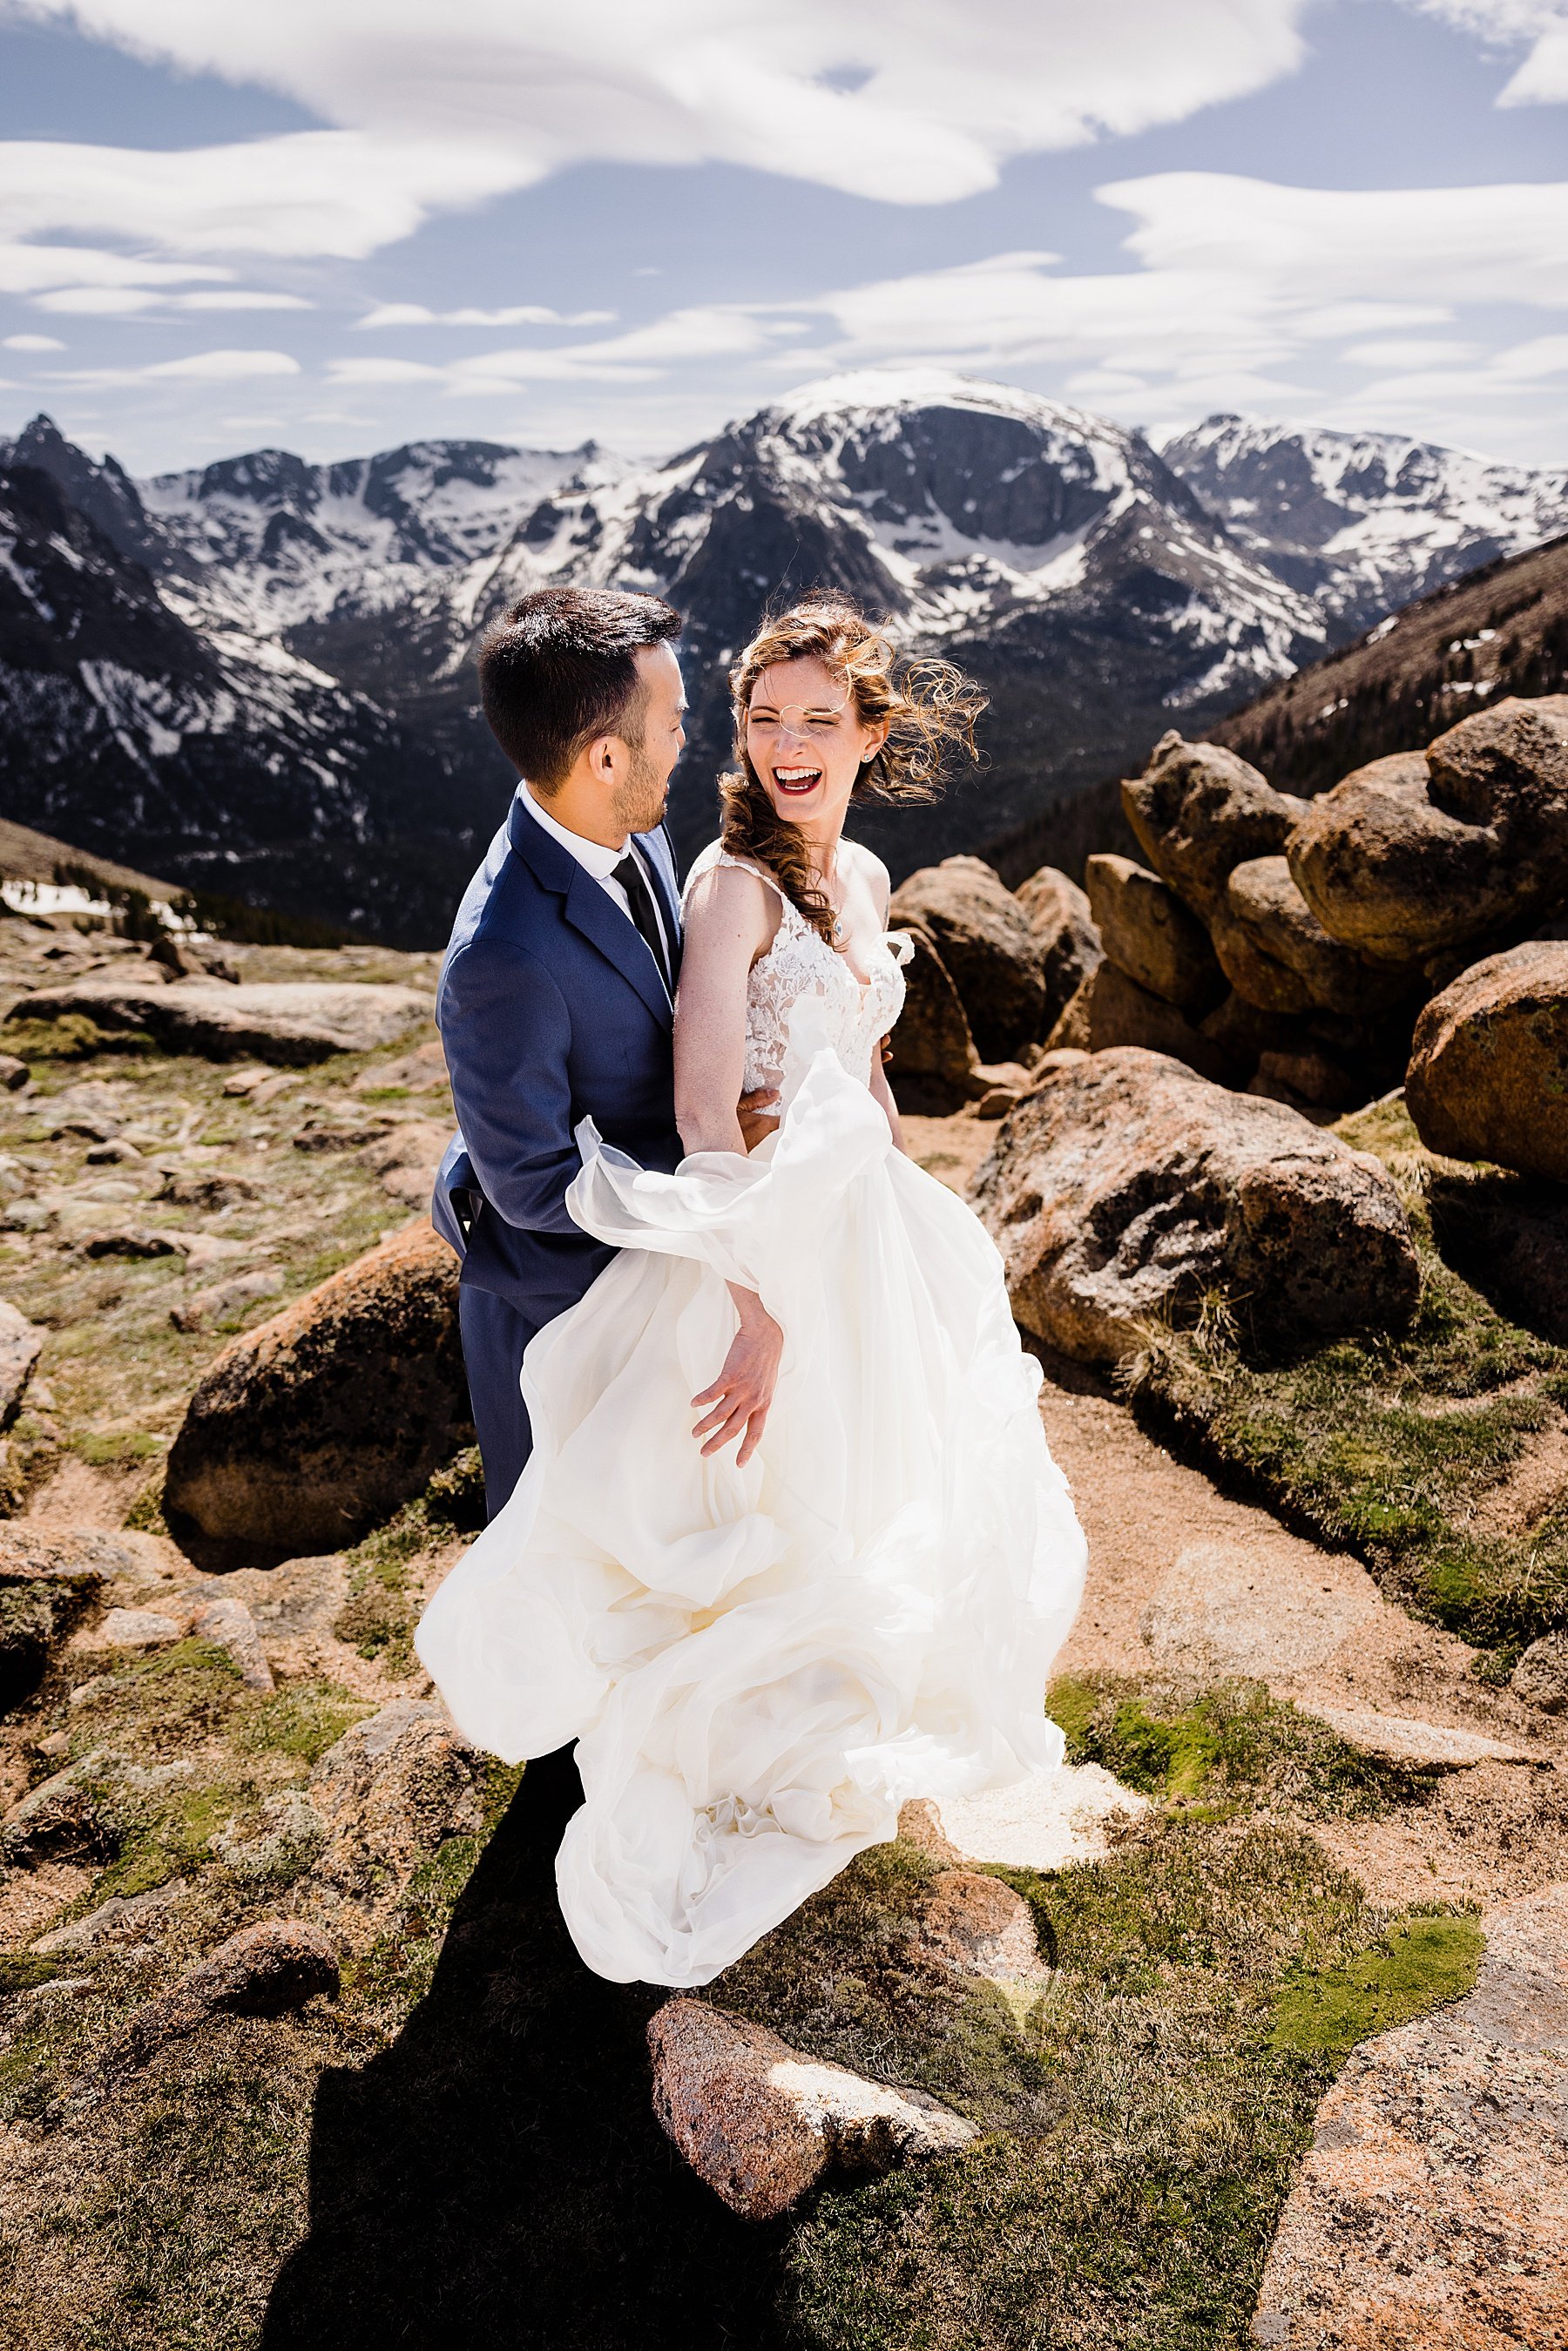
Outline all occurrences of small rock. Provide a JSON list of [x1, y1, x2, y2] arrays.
[[51, 1113, 119, 1144], [6, 976, 433, 1065], [975, 1084, 1018, 1119], [1122, 732, 1308, 922], [0, 1299, 43, 1429], [292, 1120, 392, 1154], [1055, 961, 1235, 1084], [890, 857, 1045, 1063], [80, 1227, 183, 1260], [928, 1766, 1148, 1871], [74, 1607, 181, 1655], [83, 1137, 144, 1165], [308, 1699, 485, 1904], [1085, 853, 1226, 1015], [191, 1594, 274, 1692], [896, 1797, 965, 1865], [1406, 940, 1568, 1180], [971, 1049, 1419, 1366], [1513, 1632, 1568, 1713], [34, 1878, 188, 1956], [98, 1920, 340, 2079], [0, 1526, 125, 1707], [1, 1751, 119, 1867], [647, 1997, 977, 2221], [220, 1065, 273, 1098], [915, 1870, 1047, 1984], [1014, 866, 1103, 1030], [157, 1170, 262, 1211], [169, 1267, 285, 1334], [1310, 1706, 1544, 1770], [0, 1052, 29, 1091], [213, 1789, 325, 1882], [1252, 1881, 1568, 2350]]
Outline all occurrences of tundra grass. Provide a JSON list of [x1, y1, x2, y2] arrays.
[[1126, 1098, 1568, 1651]]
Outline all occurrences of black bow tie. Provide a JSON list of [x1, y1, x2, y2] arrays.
[[612, 849, 676, 995]]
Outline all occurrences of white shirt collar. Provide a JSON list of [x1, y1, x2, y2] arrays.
[[518, 782, 626, 883]]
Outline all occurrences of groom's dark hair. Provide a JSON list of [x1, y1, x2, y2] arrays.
[[478, 585, 683, 790]]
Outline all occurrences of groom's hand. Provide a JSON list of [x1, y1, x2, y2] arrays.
[[736, 1086, 781, 1152], [693, 1290, 783, 1468]]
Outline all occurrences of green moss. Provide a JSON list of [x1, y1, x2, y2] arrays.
[[1273, 1912, 1484, 2057], [71, 1429, 165, 1468], [234, 1679, 372, 1765], [1127, 1111, 1568, 1648], [1046, 1675, 1406, 1818], [0, 1955, 62, 1996]]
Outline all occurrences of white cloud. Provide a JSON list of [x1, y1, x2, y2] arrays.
[[1406, 3, 1568, 101], [0, 0, 1315, 270], [55, 347, 303, 386], [3, 330, 64, 349], [355, 302, 615, 328], [1342, 337, 1482, 367]]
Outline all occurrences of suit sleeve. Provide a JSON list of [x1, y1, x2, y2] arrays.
[[439, 932, 587, 1240]]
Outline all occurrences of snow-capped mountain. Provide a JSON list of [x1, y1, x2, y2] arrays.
[[416, 370, 1328, 868], [0, 456, 487, 942], [3, 375, 1564, 940], [1159, 414, 1568, 641]]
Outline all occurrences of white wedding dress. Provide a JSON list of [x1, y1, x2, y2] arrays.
[[416, 843, 1087, 1988]]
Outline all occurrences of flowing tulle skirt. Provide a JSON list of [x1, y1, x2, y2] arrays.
[[416, 1023, 1086, 1987]]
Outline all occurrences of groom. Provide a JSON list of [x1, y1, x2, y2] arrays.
[[433, 584, 774, 1517]]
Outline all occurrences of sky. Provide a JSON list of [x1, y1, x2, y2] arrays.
[[0, 0, 1565, 478]]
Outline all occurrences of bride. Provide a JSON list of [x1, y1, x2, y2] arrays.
[[416, 596, 1086, 1989]]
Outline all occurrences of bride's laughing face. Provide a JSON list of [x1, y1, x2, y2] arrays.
[[746, 657, 888, 831]]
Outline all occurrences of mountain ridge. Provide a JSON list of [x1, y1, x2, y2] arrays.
[[3, 375, 1565, 942]]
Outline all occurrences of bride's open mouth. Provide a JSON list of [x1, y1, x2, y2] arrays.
[[773, 766, 823, 796]]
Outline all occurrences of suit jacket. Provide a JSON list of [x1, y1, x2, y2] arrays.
[[432, 787, 685, 1326]]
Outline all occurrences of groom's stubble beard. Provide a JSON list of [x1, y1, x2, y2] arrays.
[[612, 732, 672, 838]]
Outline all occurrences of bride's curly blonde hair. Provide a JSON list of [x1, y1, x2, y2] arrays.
[[720, 596, 986, 945]]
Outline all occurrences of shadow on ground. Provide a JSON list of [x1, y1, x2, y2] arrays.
[[261, 1749, 790, 2351]]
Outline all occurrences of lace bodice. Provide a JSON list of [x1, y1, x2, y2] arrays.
[[683, 841, 909, 1093]]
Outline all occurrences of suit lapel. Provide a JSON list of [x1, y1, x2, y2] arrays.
[[506, 792, 672, 1030]]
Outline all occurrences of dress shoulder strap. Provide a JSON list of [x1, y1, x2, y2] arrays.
[[683, 840, 803, 924]]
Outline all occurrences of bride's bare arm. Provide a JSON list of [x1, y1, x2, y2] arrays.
[[862, 851, 907, 1153], [674, 861, 783, 1465], [673, 862, 775, 1153]]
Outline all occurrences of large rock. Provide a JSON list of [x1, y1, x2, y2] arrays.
[[886, 921, 981, 1114], [1121, 732, 1307, 922], [6, 975, 433, 1064], [0, 1300, 42, 1428], [1213, 856, 1420, 1018], [1252, 1883, 1568, 2350], [1406, 941, 1568, 1179], [646, 1997, 977, 2222], [1048, 962, 1234, 1086], [1288, 697, 1568, 964], [889, 856, 1045, 1062], [163, 1220, 473, 1553], [1513, 1632, 1568, 1713], [90, 1921, 340, 2086], [1085, 854, 1225, 1015], [1015, 865, 1103, 1029], [971, 1048, 1419, 1365]]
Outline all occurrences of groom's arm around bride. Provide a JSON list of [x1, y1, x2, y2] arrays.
[[432, 586, 693, 1518]]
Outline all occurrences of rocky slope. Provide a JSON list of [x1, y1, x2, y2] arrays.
[[1161, 413, 1568, 640], [1210, 527, 1568, 801], [0, 868, 1565, 2346]]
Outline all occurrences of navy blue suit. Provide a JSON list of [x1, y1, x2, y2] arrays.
[[433, 787, 684, 1513]]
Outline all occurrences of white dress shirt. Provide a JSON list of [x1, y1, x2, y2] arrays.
[[519, 784, 672, 982]]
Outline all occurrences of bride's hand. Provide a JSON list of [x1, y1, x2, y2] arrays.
[[692, 1289, 783, 1466]]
